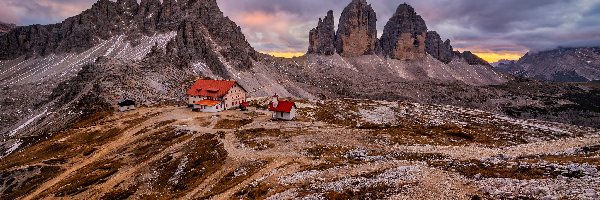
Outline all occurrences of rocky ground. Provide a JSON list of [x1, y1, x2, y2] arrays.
[[0, 99, 598, 199]]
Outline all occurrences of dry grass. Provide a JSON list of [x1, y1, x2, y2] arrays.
[[0, 128, 122, 171], [305, 101, 360, 127], [234, 182, 273, 200], [517, 145, 600, 166], [365, 121, 533, 147], [214, 119, 253, 129], [143, 133, 228, 198], [99, 185, 138, 200], [127, 127, 190, 163], [72, 110, 114, 128], [153, 119, 177, 129], [429, 159, 562, 180], [47, 159, 123, 197], [235, 128, 284, 150], [0, 165, 62, 199], [201, 160, 267, 198], [322, 184, 398, 200]]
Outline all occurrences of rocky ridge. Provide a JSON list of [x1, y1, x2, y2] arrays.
[[307, 1, 489, 65], [455, 51, 492, 66], [0, 0, 257, 70], [425, 31, 454, 63], [307, 11, 336, 55], [496, 47, 600, 82]]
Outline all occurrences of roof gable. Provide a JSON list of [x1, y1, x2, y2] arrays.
[[187, 79, 237, 98], [269, 100, 296, 113]]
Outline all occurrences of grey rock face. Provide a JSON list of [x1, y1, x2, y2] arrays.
[[335, 0, 378, 57], [0, 0, 256, 70], [308, 10, 336, 55], [426, 31, 454, 63], [380, 3, 428, 60], [455, 51, 491, 66]]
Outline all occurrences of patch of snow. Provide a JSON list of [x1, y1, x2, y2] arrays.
[[2, 140, 22, 158], [9, 109, 48, 136], [168, 156, 188, 185]]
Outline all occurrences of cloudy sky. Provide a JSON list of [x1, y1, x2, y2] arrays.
[[1, 0, 600, 62]]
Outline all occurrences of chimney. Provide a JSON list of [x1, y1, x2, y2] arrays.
[[271, 94, 279, 108]]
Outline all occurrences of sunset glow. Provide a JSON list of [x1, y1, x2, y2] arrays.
[[264, 51, 306, 58], [471, 52, 525, 63]]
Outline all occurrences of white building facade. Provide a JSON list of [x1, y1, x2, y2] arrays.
[[187, 79, 247, 112]]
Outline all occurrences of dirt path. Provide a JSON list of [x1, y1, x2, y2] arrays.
[[23, 107, 177, 200]]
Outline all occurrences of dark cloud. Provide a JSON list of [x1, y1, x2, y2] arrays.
[[1, 0, 599, 57], [0, 0, 96, 25]]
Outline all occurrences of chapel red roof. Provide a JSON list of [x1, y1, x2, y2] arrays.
[[187, 79, 237, 98], [269, 100, 296, 113]]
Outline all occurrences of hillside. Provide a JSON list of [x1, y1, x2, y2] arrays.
[[1, 100, 598, 199], [496, 47, 600, 82]]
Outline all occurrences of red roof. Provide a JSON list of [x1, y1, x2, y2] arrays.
[[194, 100, 221, 107], [187, 79, 237, 98], [269, 100, 296, 113]]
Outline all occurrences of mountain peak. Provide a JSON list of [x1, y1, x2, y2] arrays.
[[379, 3, 428, 60], [335, 0, 378, 57], [307, 10, 336, 55]]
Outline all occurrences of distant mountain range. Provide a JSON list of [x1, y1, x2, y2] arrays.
[[495, 47, 600, 82]]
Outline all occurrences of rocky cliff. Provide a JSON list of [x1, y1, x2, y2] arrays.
[[307, 11, 336, 55], [425, 31, 453, 63], [379, 3, 428, 60], [335, 0, 378, 57], [0, 0, 256, 69], [455, 51, 491, 66], [307, 2, 486, 66], [496, 47, 600, 82]]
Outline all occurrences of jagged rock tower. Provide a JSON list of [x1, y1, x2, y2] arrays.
[[305, 1, 489, 65], [307, 11, 336, 55], [379, 3, 428, 60], [335, 0, 378, 57], [425, 31, 454, 63]]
